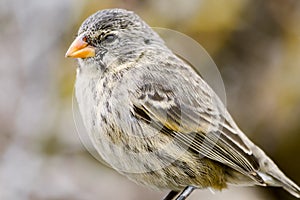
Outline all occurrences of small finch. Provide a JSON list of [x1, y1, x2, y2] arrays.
[[66, 8, 300, 199]]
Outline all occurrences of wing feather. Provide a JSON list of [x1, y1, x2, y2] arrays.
[[130, 79, 263, 183]]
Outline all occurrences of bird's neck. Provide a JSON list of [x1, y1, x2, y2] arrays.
[[76, 59, 104, 79]]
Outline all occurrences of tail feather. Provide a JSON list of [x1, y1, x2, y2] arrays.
[[283, 183, 300, 199], [258, 167, 300, 198], [252, 147, 300, 198], [267, 171, 300, 198]]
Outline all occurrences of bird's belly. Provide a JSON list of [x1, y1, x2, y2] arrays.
[[89, 123, 228, 191]]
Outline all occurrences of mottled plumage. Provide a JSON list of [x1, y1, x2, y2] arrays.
[[66, 8, 300, 199]]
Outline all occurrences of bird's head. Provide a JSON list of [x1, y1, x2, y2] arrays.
[[66, 9, 165, 72]]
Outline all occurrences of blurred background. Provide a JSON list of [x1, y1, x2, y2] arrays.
[[0, 0, 300, 199]]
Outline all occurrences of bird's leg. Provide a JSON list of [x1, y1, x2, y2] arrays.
[[163, 190, 180, 200], [162, 186, 195, 200], [175, 186, 195, 200]]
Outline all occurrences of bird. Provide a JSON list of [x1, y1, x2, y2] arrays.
[[65, 8, 300, 199]]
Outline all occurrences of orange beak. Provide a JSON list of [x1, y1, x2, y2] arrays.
[[65, 34, 96, 58]]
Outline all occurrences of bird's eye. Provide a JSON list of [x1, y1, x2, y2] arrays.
[[103, 34, 117, 43]]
